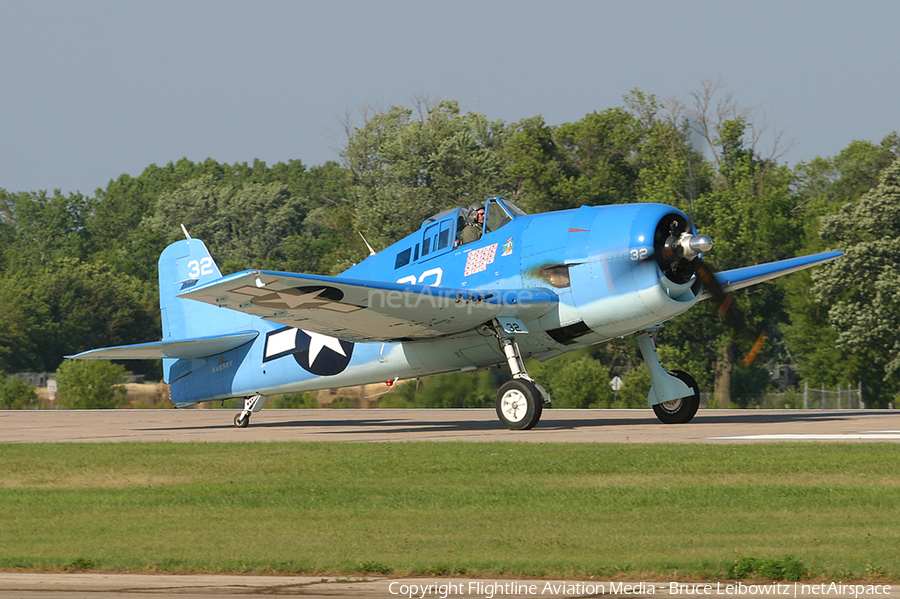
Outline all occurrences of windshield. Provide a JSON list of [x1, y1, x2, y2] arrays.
[[500, 197, 528, 217], [484, 196, 526, 233]]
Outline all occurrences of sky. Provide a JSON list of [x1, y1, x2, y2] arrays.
[[1, 0, 898, 196]]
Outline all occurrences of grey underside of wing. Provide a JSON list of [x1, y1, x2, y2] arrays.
[[178, 271, 557, 343]]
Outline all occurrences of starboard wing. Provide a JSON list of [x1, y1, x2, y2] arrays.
[[700, 250, 842, 300], [178, 270, 558, 343]]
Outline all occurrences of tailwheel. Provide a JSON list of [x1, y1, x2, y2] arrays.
[[652, 370, 700, 424], [496, 379, 542, 430], [233, 393, 268, 428]]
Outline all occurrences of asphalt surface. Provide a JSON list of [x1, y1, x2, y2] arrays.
[[2, 408, 900, 444]]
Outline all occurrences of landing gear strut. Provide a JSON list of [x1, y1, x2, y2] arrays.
[[637, 330, 699, 424], [492, 321, 550, 430], [234, 394, 269, 428]]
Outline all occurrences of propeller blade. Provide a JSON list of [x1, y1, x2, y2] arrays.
[[741, 332, 766, 367], [695, 258, 765, 366]]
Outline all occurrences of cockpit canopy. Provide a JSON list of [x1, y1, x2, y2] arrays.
[[393, 197, 527, 270], [421, 196, 526, 246]]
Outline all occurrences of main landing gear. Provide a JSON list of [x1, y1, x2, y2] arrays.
[[637, 330, 700, 424], [233, 393, 269, 428], [492, 322, 550, 430]]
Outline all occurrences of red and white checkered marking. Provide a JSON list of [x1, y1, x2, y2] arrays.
[[464, 243, 498, 276]]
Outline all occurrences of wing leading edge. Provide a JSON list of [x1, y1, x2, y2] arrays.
[[178, 270, 558, 343]]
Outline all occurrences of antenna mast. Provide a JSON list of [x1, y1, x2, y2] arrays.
[[358, 232, 376, 256]]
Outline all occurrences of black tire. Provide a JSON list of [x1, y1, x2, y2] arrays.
[[495, 379, 543, 430], [652, 370, 700, 424], [234, 413, 250, 428]]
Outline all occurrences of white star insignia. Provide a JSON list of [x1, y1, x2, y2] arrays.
[[304, 330, 346, 365], [278, 289, 330, 309]]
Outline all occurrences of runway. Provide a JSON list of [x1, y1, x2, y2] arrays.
[[2, 408, 900, 443]]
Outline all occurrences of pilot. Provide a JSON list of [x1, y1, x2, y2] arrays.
[[458, 202, 484, 245]]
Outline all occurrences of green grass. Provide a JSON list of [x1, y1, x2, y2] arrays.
[[1, 442, 898, 580]]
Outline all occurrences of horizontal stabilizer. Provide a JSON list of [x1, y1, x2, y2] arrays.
[[178, 270, 558, 343], [700, 250, 842, 300], [67, 331, 258, 360]]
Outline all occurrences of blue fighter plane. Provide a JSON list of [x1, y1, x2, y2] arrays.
[[72, 197, 841, 430]]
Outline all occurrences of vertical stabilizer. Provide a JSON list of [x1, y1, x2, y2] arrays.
[[158, 239, 254, 341]]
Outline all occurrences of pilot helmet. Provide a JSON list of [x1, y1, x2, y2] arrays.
[[466, 202, 484, 225]]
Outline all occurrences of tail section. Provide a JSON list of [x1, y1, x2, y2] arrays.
[[158, 239, 257, 391], [70, 237, 262, 405]]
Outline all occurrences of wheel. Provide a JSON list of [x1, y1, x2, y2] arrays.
[[234, 413, 250, 428], [495, 379, 543, 430], [652, 370, 700, 424]]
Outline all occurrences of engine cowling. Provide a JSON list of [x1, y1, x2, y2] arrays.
[[564, 204, 711, 340]]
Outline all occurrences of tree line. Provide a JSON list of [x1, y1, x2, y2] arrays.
[[1, 84, 899, 407]]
